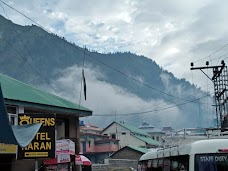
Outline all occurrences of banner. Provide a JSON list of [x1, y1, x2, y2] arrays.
[[56, 139, 75, 155], [17, 113, 56, 159]]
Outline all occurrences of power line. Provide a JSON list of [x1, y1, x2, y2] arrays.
[[92, 93, 212, 116], [91, 85, 215, 128], [0, 1, 88, 107], [0, 2, 216, 123], [0, 0, 217, 129], [193, 44, 228, 63], [0, 0, 216, 127], [0, 5, 214, 121], [0, 0, 207, 105], [91, 92, 214, 128], [0, 33, 70, 102]]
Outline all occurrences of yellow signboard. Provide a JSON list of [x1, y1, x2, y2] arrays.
[[24, 152, 48, 157], [0, 143, 16, 154]]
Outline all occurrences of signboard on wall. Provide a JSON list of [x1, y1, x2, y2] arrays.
[[17, 113, 56, 159], [0, 143, 16, 154], [56, 139, 75, 155]]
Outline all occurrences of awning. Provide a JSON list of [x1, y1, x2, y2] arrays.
[[44, 154, 91, 166], [0, 84, 41, 148], [75, 155, 91, 166], [44, 154, 71, 165]]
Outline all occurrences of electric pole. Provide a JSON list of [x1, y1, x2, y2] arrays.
[[190, 60, 228, 129]]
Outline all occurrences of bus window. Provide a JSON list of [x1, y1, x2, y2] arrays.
[[169, 155, 189, 171], [171, 161, 178, 170], [157, 159, 163, 170], [195, 153, 228, 171], [138, 161, 148, 171], [163, 159, 171, 171], [152, 159, 158, 168], [147, 160, 152, 169]]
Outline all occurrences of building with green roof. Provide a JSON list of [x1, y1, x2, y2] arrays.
[[0, 73, 92, 171], [101, 121, 160, 149], [0, 73, 92, 116]]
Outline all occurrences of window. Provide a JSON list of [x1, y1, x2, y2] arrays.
[[8, 113, 17, 125], [6, 106, 16, 114], [88, 141, 91, 148], [122, 132, 126, 135], [111, 134, 116, 139], [138, 155, 189, 171], [195, 153, 228, 171]]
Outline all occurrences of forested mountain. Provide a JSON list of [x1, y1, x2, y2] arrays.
[[0, 15, 214, 128]]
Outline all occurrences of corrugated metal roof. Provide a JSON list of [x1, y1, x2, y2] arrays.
[[117, 122, 149, 136], [0, 73, 92, 115], [127, 145, 149, 153], [134, 135, 160, 146]]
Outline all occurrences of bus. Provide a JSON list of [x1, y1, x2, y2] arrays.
[[138, 139, 228, 171]]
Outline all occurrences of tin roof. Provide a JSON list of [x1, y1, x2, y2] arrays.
[[0, 73, 92, 116]]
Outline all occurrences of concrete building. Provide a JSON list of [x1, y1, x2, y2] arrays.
[[80, 122, 103, 134], [138, 121, 165, 143], [101, 122, 160, 149], [0, 73, 92, 171], [162, 126, 175, 136], [80, 132, 119, 163]]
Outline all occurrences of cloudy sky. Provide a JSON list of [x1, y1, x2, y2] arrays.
[[0, 0, 226, 127], [1, 0, 228, 88]]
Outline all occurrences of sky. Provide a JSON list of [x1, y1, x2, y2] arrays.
[[0, 0, 225, 128], [1, 0, 228, 88]]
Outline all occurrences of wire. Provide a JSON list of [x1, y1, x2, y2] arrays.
[[0, 0, 217, 127], [0, 2, 62, 94], [0, 6, 215, 123], [193, 44, 228, 63], [88, 94, 214, 129], [0, 2, 92, 110], [92, 93, 212, 116], [0, 33, 73, 104], [0, 0, 207, 105]]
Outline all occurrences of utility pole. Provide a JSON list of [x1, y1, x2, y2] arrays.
[[190, 60, 228, 129]]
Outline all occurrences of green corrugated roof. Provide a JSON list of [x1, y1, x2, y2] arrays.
[[127, 145, 149, 153], [117, 122, 149, 136], [0, 73, 92, 114], [134, 135, 160, 146]]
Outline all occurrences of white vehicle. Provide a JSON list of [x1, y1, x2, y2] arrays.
[[138, 139, 228, 171]]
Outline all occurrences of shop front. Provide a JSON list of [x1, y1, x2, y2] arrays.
[[44, 139, 91, 171], [44, 154, 92, 171]]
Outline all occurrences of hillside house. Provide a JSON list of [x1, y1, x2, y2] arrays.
[[101, 122, 160, 149], [138, 121, 165, 143], [80, 122, 103, 134], [80, 132, 119, 163]]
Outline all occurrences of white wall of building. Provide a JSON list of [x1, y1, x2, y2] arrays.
[[102, 123, 146, 148]]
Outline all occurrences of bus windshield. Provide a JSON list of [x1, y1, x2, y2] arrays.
[[195, 153, 228, 171]]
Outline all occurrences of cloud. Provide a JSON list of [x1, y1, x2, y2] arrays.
[[0, 0, 221, 128], [50, 65, 189, 128], [2, 1, 228, 84]]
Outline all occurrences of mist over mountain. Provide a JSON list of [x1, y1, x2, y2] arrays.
[[0, 15, 214, 129]]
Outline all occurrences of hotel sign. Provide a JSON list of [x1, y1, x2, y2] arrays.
[[17, 113, 56, 159]]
